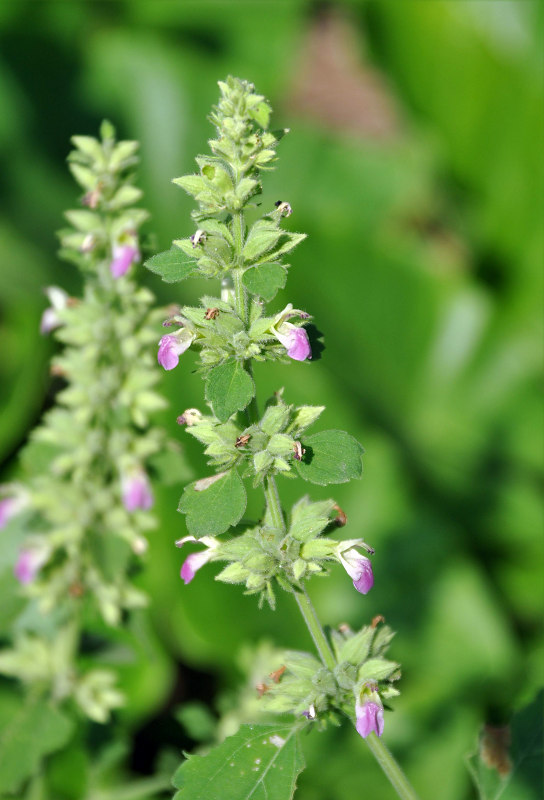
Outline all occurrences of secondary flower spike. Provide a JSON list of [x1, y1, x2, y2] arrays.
[[335, 539, 374, 594], [110, 242, 140, 278], [158, 329, 195, 370], [175, 535, 219, 584], [271, 304, 311, 361], [356, 699, 384, 739]]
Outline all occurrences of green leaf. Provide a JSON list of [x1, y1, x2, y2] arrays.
[[144, 247, 197, 283], [287, 406, 325, 435], [172, 723, 305, 800], [172, 174, 206, 197], [295, 430, 363, 485], [243, 263, 287, 301], [242, 222, 281, 262], [289, 496, 336, 542], [205, 361, 255, 422], [0, 693, 74, 795], [178, 470, 246, 537]]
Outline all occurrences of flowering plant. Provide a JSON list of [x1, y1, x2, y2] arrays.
[[147, 77, 419, 800], [0, 123, 179, 730]]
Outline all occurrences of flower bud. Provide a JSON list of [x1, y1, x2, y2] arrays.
[[121, 469, 153, 512], [40, 286, 70, 334], [335, 539, 374, 595], [110, 242, 140, 278], [175, 535, 219, 584]]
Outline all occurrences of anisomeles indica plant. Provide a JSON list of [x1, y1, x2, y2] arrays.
[[0, 123, 176, 725], [147, 77, 420, 800]]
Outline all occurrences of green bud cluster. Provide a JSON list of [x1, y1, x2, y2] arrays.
[[261, 622, 400, 724], [0, 124, 179, 723]]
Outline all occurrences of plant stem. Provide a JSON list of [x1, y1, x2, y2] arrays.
[[264, 476, 285, 532], [363, 734, 421, 800], [293, 587, 336, 672]]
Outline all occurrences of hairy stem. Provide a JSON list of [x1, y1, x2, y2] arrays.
[[264, 476, 285, 532], [363, 734, 421, 800], [294, 587, 336, 672]]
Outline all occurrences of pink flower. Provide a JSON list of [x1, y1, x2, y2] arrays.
[[175, 535, 219, 584], [0, 487, 28, 529], [271, 304, 311, 361], [40, 286, 69, 334], [157, 330, 195, 370], [274, 325, 311, 361], [110, 243, 140, 278], [121, 470, 153, 512], [14, 545, 49, 585], [335, 540, 374, 594], [356, 699, 384, 738]]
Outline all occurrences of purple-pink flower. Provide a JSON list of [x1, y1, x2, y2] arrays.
[[110, 243, 140, 278], [40, 286, 69, 334], [14, 545, 49, 585], [271, 304, 311, 361], [275, 325, 311, 361], [121, 470, 153, 512], [0, 487, 27, 529], [175, 535, 219, 584], [335, 540, 374, 594], [157, 330, 195, 371], [355, 699, 384, 738]]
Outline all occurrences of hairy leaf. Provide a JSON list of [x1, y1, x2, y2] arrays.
[[205, 360, 255, 422], [295, 430, 364, 485], [172, 723, 305, 800], [178, 470, 246, 537], [243, 263, 287, 301], [144, 247, 197, 283]]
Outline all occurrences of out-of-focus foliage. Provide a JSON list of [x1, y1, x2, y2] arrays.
[[0, 2, 541, 799]]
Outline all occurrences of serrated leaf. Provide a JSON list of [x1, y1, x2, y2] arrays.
[[205, 361, 255, 422], [295, 430, 363, 486], [357, 658, 400, 683], [173, 174, 206, 197], [289, 496, 336, 542], [243, 263, 287, 301], [172, 723, 305, 800], [337, 627, 375, 666], [287, 406, 325, 435], [243, 222, 281, 262], [178, 470, 246, 537], [0, 694, 74, 794], [144, 248, 197, 283], [269, 232, 306, 259]]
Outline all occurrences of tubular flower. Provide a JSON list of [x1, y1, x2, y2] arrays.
[[110, 242, 140, 278], [158, 329, 195, 371], [355, 698, 384, 739], [14, 543, 50, 585], [175, 535, 220, 584], [335, 539, 374, 595], [121, 469, 154, 512], [40, 286, 70, 334], [271, 304, 311, 361]]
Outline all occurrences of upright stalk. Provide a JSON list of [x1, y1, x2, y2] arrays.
[[363, 735, 421, 800], [262, 439, 420, 799]]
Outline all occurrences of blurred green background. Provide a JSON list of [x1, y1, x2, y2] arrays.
[[0, 1, 542, 798]]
